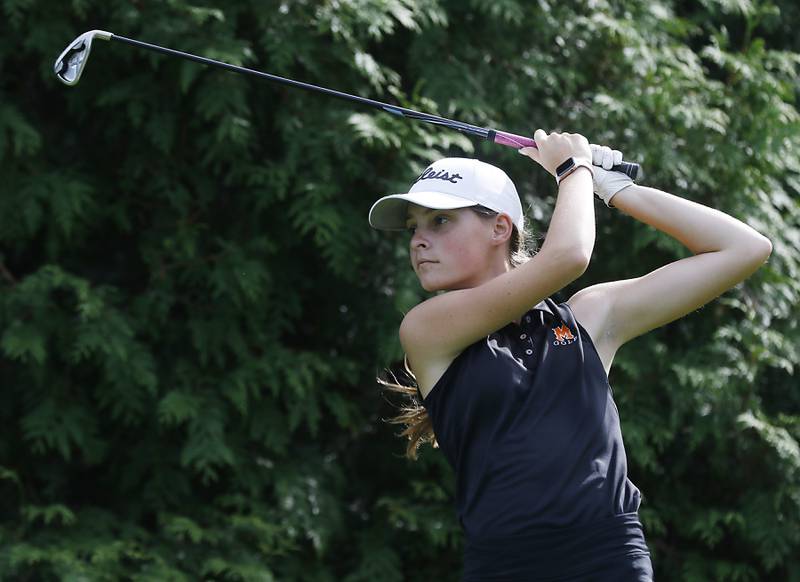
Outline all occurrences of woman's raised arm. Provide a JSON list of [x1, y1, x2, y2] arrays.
[[570, 182, 772, 349]]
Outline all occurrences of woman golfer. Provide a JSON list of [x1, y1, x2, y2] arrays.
[[369, 130, 772, 581]]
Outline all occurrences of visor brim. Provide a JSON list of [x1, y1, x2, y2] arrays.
[[368, 191, 479, 231]]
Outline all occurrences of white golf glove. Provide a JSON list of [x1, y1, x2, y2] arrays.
[[590, 144, 634, 207]]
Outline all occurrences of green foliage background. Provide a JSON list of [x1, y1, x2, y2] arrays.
[[1, 0, 798, 580]]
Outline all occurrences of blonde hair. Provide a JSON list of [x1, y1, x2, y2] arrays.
[[381, 207, 534, 460]]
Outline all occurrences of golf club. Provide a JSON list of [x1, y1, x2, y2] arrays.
[[54, 29, 640, 179]]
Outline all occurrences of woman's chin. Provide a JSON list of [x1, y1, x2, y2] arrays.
[[418, 277, 439, 292], [419, 278, 451, 293]]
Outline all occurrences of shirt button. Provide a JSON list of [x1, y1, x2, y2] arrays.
[[520, 333, 527, 340], [525, 349, 533, 355]]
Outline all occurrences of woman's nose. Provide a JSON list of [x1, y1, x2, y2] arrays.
[[411, 230, 429, 248]]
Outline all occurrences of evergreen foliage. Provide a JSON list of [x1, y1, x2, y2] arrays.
[[0, 0, 797, 579]]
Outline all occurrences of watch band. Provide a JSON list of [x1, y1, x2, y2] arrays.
[[556, 157, 593, 185]]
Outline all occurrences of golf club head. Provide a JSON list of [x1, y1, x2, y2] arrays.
[[54, 30, 113, 86]]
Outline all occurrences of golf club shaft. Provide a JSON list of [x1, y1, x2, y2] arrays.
[[110, 35, 491, 136], [108, 34, 639, 178]]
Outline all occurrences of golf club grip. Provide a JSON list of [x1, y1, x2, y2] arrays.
[[492, 130, 640, 181]]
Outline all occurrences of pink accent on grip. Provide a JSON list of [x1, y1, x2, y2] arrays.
[[493, 130, 537, 149]]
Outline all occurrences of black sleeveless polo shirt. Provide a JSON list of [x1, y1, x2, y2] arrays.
[[418, 298, 651, 580]]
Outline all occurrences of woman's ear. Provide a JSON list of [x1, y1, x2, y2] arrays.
[[491, 213, 514, 246]]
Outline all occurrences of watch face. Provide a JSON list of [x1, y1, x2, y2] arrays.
[[556, 158, 575, 176]]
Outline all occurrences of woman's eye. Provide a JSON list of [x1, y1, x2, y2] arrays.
[[434, 215, 448, 225], [406, 226, 416, 234]]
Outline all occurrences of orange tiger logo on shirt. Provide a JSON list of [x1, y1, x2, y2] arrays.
[[552, 324, 576, 345]]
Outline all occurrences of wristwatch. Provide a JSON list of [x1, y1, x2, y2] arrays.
[[556, 157, 594, 185]]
